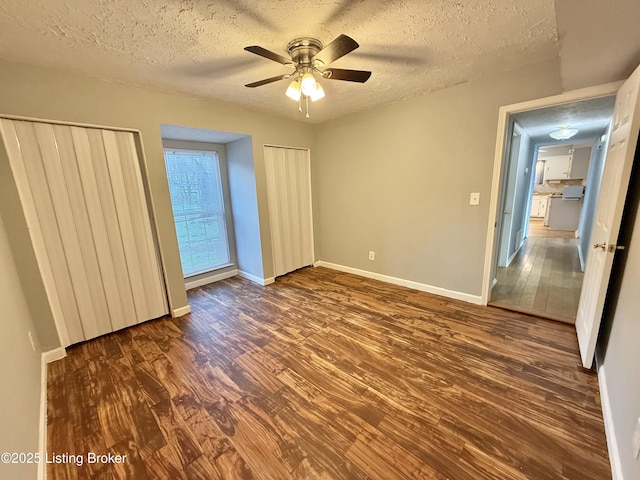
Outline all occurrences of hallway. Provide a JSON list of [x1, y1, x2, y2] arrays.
[[490, 219, 584, 323]]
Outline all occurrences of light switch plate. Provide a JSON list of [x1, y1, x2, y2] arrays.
[[470, 192, 480, 206]]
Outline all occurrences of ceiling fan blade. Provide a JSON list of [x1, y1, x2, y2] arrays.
[[323, 68, 371, 83], [312, 34, 359, 65], [244, 46, 291, 65], [245, 75, 288, 88]]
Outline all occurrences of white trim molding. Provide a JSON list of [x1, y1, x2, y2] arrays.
[[598, 363, 624, 480], [171, 305, 191, 317], [315, 261, 483, 305], [185, 269, 238, 290], [40, 348, 66, 480], [238, 270, 274, 286]]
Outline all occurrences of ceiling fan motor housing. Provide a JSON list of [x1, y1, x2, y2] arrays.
[[287, 38, 324, 68]]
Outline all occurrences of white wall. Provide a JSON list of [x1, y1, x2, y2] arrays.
[[556, 0, 640, 90], [0, 213, 42, 480], [313, 58, 562, 298], [227, 136, 265, 280]]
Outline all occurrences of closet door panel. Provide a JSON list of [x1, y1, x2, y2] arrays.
[[85, 128, 138, 330], [264, 146, 314, 278], [294, 149, 314, 267], [9, 121, 85, 344], [53, 125, 113, 338], [32, 122, 104, 340], [101, 130, 150, 322], [0, 120, 74, 345], [114, 131, 167, 319], [2, 117, 168, 346], [70, 127, 127, 331]]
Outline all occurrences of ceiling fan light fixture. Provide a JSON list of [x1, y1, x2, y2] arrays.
[[285, 79, 301, 101], [310, 82, 325, 102], [549, 127, 579, 140], [300, 72, 317, 96]]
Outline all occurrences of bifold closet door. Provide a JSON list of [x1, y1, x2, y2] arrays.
[[264, 146, 314, 278], [0, 118, 168, 346]]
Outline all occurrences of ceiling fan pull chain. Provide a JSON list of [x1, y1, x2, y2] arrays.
[[305, 96, 310, 119]]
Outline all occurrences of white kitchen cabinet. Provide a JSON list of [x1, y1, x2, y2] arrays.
[[530, 195, 549, 218], [544, 154, 573, 181], [569, 146, 591, 179]]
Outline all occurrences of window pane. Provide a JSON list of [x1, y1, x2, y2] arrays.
[[163, 149, 231, 277]]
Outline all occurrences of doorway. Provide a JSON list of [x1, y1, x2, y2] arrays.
[[484, 93, 616, 322]]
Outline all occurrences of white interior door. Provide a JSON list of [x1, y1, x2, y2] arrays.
[[498, 127, 522, 267], [0, 118, 168, 346], [576, 64, 640, 368], [264, 146, 314, 278]]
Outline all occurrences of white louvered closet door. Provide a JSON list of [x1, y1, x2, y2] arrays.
[[264, 146, 314, 278], [0, 118, 168, 347]]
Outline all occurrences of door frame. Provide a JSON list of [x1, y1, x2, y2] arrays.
[[481, 82, 623, 305]]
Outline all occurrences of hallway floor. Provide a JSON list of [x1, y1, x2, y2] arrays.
[[490, 219, 584, 323]]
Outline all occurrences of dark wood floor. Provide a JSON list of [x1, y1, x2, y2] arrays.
[[491, 219, 584, 323], [47, 267, 610, 479]]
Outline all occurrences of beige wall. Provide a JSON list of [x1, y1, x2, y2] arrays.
[[313, 58, 562, 297], [0, 59, 314, 347], [0, 213, 42, 480], [556, 0, 640, 90]]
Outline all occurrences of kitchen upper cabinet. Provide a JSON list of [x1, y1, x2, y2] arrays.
[[569, 146, 591, 179], [530, 195, 549, 218], [544, 154, 572, 181], [542, 147, 592, 181]]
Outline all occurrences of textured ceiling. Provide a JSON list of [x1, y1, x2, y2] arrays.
[[512, 95, 615, 144], [0, 0, 559, 123]]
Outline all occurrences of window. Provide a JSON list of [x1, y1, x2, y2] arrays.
[[163, 148, 231, 277]]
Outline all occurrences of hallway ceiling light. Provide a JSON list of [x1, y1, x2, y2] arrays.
[[549, 126, 579, 140]]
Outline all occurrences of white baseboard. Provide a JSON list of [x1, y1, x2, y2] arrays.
[[598, 363, 624, 480], [315, 261, 483, 305], [171, 305, 191, 317], [506, 241, 522, 268], [185, 269, 238, 290], [40, 348, 66, 480], [42, 347, 66, 364], [238, 270, 274, 286]]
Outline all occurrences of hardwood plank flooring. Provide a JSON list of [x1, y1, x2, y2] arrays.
[[490, 219, 584, 322], [47, 267, 609, 479], [528, 218, 576, 239]]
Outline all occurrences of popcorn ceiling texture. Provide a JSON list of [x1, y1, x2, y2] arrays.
[[0, 0, 559, 122]]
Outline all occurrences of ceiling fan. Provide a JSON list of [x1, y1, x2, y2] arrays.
[[244, 34, 371, 118]]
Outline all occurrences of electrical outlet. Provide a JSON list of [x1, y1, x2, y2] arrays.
[[633, 417, 640, 461], [470, 192, 480, 206], [368, 251, 375, 261], [28, 331, 37, 352]]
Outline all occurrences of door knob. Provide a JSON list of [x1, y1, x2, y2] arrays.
[[593, 243, 606, 250]]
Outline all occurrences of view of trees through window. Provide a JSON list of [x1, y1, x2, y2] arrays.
[[163, 149, 230, 277]]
